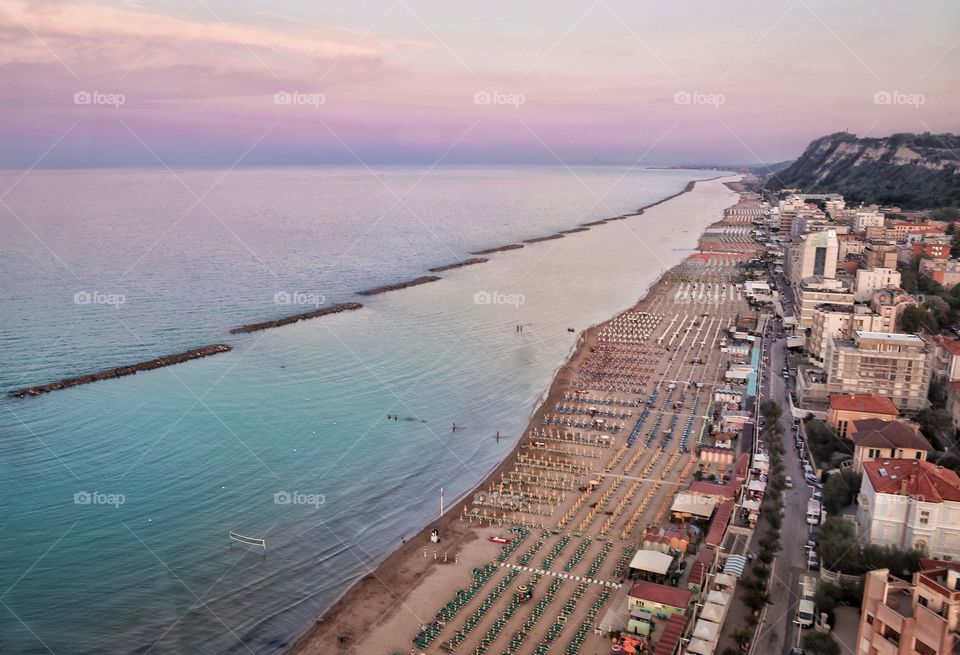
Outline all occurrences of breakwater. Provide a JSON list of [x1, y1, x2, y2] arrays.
[[11, 344, 232, 398], [357, 276, 442, 296], [471, 244, 524, 255], [522, 234, 565, 244], [230, 303, 364, 334], [428, 258, 489, 273]]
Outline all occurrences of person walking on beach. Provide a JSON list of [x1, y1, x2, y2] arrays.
[[452, 422, 457, 432], [495, 430, 501, 443]]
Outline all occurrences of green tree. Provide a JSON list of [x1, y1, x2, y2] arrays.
[[899, 304, 938, 333], [802, 631, 841, 655], [822, 471, 862, 515], [914, 407, 954, 450]]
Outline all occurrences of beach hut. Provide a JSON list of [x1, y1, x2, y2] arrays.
[[699, 601, 725, 623], [686, 637, 713, 655], [628, 550, 674, 581]]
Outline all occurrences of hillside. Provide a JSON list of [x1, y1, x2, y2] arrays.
[[766, 132, 960, 208]]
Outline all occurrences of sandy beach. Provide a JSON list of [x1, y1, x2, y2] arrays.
[[290, 175, 756, 655]]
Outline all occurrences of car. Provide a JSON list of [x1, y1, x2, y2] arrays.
[[812, 490, 823, 502], [784, 476, 793, 488], [804, 540, 816, 552], [807, 552, 819, 570]]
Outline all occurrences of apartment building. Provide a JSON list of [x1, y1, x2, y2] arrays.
[[786, 229, 838, 287], [855, 566, 960, 655], [919, 259, 960, 290], [823, 332, 931, 412], [797, 277, 854, 328], [807, 304, 890, 364], [855, 267, 902, 302]]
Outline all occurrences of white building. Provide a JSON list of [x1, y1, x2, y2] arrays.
[[854, 267, 902, 302], [857, 459, 960, 559]]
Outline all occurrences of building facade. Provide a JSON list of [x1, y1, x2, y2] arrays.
[[824, 332, 931, 412], [858, 459, 960, 558], [854, 566, 960, 655]]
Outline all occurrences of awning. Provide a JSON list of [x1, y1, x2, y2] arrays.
[[671, 493, 717, 519], [693, 620, 719, 641], [742, 499, 761, 512], [713, 573, 736, 589], [748, 480, 766, 492], [706, 589, 731, 606], [687, 637, 714, 655], [723, 554, 748, 577], [787, 335, 805, 349], [628, 549, 674, 575], [700, 602, 725, 623]]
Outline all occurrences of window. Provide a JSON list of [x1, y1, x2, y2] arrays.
[[916, 452, 922, 459], [915, 639, 936, 655], [920, 511, 930, 526], [918, 595, 928, 607], [883, 625, 900, 644], [866, 614, 873, 625]]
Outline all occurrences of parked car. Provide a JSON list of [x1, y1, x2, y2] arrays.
[[807, 552, 819, 570], [784, 476, 793, 488]]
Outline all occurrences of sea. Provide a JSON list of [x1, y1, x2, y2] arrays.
[[0, 166, 736, 654]]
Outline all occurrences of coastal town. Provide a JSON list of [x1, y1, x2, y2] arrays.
[[296, 178, 960, 655]]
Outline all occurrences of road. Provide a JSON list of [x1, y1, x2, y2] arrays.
[[753, 266, 818, 655]]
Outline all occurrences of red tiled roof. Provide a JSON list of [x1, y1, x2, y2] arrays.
[[706, 500, 735, 547], [688, 480, 741, 500], [934, 336, 960, 357], [829, 393, 899, 416], [686, 548, 713, 588], [653, 614, 688, 655], [863, 459, 960, 503], [851, 417, 892, 434], [628, 581, 692, 609], [734, 453, 750, 480], [853, 421, 931, 451]]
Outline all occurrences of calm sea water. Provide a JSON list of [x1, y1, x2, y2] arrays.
[[0, 166, 735, 654]]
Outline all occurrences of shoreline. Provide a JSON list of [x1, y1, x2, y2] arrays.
[[288, 174, 739, 654]]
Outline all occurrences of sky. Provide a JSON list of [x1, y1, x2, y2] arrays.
[[2, 0, 959, 167]]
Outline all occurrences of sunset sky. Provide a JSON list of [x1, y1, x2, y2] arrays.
[[3, 0, 959, 167]]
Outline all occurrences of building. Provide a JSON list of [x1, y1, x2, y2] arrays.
[[887, 220, 948, 241], [797, 277, 854, 328], [807, 304, 890, 364], [787, 229, 838, 286], [824, 332, 932, 412], [911, 235, 952, 260], [872, 289, 918, 333], [850, 420, 931, 473], [928, 336, 960, 382], [919, 259, 960, 290], [828, 393, 900, 438], [858, 459, 960, 558], [855, 267, 902, 302], [627, 581, 692, 618], [854, 565, 960, 655], [864, 241, 900, 270], [851, 210, 886, 232]]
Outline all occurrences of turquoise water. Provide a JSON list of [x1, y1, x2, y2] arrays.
[[0, 167, 736, 654]]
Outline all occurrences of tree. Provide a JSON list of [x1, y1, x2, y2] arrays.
[[822, 471, 862, 515], [899, 304, 938, 333], [802, 631, 841, 655], [818, 516, 860, 572], [914, 407, 954, 450]]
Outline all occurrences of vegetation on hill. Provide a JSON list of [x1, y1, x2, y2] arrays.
[[766, 132, 960, 208]]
